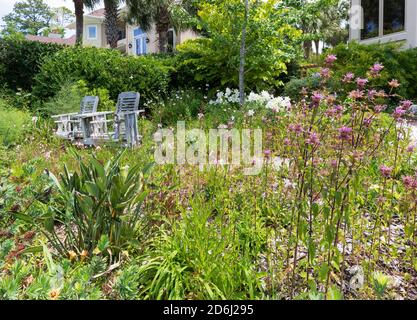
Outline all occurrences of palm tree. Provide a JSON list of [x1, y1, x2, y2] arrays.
[[126, 0, 197, 53], [104, 0, 121, 49], [125, 0, 170, 53], [73, 0, 99, 46]]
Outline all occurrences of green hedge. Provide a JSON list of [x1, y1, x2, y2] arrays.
[[285, 42, 417, 101], [33, 46, 172, 106], [0, 39, 63, 91], [329, 42, 417, 100]]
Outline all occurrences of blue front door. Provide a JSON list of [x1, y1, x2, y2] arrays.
[[134, 27, 147, 55]]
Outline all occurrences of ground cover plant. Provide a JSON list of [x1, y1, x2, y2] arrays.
[[1, 52, 417, 300]]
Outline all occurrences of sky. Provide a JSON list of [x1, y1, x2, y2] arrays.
[[0, 0, 103, 22]]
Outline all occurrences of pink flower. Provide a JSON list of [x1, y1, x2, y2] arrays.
[[407, 145, 415, 153], [356, 78, 368, 88], [370, 63, 384, 76], [374, 105, 386, 113], [368, 89, 377, 100], [342, 72, 355, 83], [388, 79, 400, 88], [403, 176, 415, 189], [325, 105, 344, 118], [284, 138, 291, 146], [264, 149, 271, 158], [380, 165, 393, 178], [338, 126, 353, 141], [325, 54, 337, 65], [289, 123, 304, 135], [401, 100, 413, 110], [364, 117, 373, 126], [306, 132, 320, 146], [319, 68, 331, 78], [349, 90, 364, 100], [393, 106, 405, 120], [311, 93, 323, 104]]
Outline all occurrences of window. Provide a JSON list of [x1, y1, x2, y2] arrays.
[[361, 0, 379, 40], [361, 0, 405, 40], [134, 27, 147, 55], [167, 29, 176, 53], [87, 25, 97, 40], [383, 0, 405, 35]]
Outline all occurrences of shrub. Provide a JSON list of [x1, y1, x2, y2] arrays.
[[172, 0, 301, 93], [39, 80, 116, 116], [39, 80, 86, 116], [284, 42, 417, 102], [33, 46, 171, 106], [0, 101, 31, 147], [149, 89, 205, 125], [327, 42, 417, 100], [0, 39, 63, 92]]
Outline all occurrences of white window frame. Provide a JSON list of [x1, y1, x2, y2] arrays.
[[360, 0, 407, 42], [134, 31, 147, 56], [87, 25, 98, 40]]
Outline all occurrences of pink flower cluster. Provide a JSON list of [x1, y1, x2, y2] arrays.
[[338, 126, 353, 141], [402, 175, 417, 190], [306, 132, 320, 146], [325, 54, 337, 65], [380, 165, 393, 178], [369, 63, 384, 77], [325, 105, 343, 118]]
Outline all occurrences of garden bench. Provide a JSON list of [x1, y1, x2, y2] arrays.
[[83, 92, 144, 147], [51, 96, 99, 140]]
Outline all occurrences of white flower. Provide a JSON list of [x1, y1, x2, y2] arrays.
[[283, 178, 296, 189], [247, 109, 254, 117]]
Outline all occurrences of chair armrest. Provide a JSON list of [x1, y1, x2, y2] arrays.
[[51, 113, 79, 119], [76, 111, 114, 118]]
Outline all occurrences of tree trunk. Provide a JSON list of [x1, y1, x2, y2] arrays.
[[239, 0, 249, 107], [314, 39, 320, 56], [74, 0, 84, 46], [104, 0, 120, 49], [303, 40, 312, 59], [156, 6, 170, 53]]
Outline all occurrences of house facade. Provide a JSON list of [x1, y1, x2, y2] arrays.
[[349, 0, 417, 48], [66, 8, 198, 55]]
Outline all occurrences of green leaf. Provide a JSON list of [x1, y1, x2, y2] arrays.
[[14, 213, 34, 223]]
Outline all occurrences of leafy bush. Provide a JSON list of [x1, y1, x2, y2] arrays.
[[39, 80, 116, 116], [39, 80, 86, 116], [150, 89, 205, 125], [172, 0, 301, 93], [328, 42, 417, 100], [0, 39, 63, 91], [0, 101, 31, 147], [33, 46, 171, 106], [285, 42, 417, 102]]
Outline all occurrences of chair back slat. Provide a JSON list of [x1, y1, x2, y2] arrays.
[[116, 92, 140, 114], [80, 96, 99, 114]]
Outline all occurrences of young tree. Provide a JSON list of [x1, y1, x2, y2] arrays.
[[51, 6, 75, 27], [280, 0, 349, 58], [179, 0, 301, 94], [239, 0, 248, 106], [2, 0, 53, 35]]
